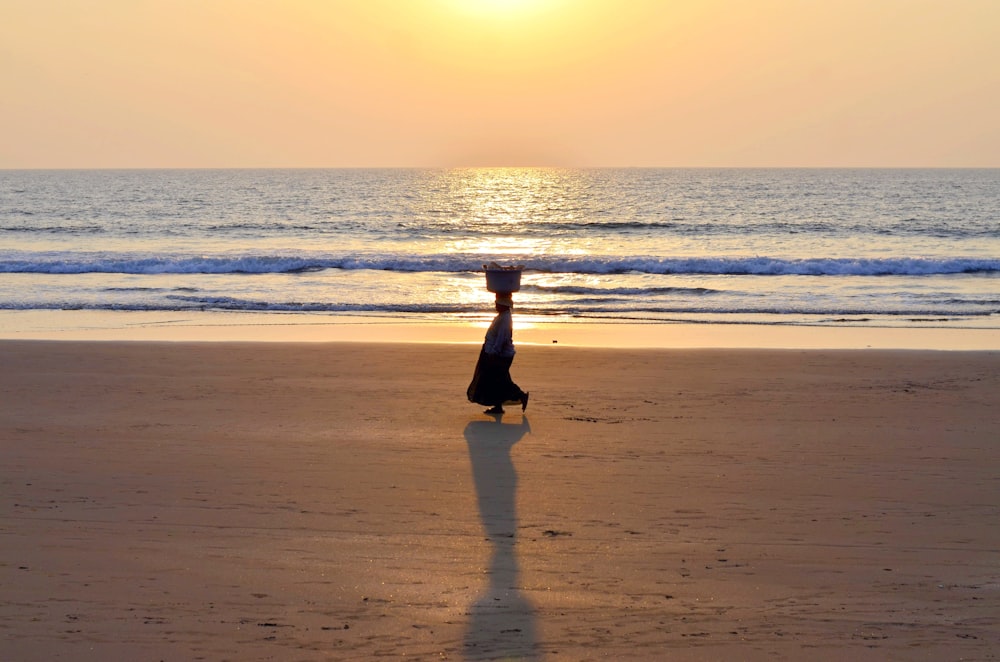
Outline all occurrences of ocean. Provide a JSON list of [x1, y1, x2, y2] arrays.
[[1, 168, 998, 331]]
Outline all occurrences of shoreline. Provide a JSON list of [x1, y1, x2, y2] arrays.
[[1, 309, 999, 350]]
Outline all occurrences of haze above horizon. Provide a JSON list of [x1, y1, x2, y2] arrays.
[[2, 0, 998, 169]]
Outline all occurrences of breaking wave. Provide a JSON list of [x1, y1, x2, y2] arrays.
[[3, 252, 998, 277]]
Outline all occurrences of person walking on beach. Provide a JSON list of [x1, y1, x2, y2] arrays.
[[467, 294, 529, 415]]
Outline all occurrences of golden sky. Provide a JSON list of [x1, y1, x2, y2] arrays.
[[2, 0, 998, 168]]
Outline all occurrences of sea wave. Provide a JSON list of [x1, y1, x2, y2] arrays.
[[0, 295, 993, 319], [524, 284, 720, 295], [8, 217, 999, 240], [2, 252, 999, 277]]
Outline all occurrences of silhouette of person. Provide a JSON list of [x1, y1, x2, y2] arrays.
[[467, 294, 529, 415]]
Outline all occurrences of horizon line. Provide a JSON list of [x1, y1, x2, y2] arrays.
[[4, 165, 999, 172]]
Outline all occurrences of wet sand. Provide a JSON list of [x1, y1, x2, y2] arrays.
[[2, 341, 998, 660]]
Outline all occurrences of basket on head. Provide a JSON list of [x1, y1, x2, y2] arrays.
[[483, 263, 523, 293]]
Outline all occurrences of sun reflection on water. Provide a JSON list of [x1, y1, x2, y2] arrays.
[[429, 167, 596, 320], [438, 167, 589, 256]]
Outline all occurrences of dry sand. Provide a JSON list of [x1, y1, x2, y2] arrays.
[[2, 340, 998, 661]]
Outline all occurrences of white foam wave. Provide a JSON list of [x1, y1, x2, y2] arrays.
[[2, 252, 998, 276]]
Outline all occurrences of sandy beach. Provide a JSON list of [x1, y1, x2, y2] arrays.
[[2, 340, 998, 660]]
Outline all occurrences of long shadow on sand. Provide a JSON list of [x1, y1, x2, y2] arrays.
[[463, 414, 538, 661]]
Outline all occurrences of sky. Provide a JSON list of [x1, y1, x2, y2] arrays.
[[2, 0, 998, 168]]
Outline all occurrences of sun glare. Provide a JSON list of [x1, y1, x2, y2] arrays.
[[444, 0, 564, 20], [475, 0, 532, 10]]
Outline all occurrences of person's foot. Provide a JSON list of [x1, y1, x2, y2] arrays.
[[484, 406, 504, 415], [521, 392, 529, 412]]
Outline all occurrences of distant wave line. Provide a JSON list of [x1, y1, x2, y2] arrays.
[[8, 218, 999, 240]]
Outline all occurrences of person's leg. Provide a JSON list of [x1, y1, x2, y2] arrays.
[[497, 355, 528, 411]]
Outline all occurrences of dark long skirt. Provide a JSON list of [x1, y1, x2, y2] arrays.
[[467, 349, 525, 407]]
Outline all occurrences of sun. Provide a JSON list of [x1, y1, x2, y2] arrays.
[[444, 0, 564, 20], [474, 0, 534, 10]]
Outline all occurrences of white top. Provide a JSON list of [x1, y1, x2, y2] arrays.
[[483, 309, 515, 357]]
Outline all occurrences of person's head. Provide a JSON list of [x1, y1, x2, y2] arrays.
[[495, 294, 513, 312]]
